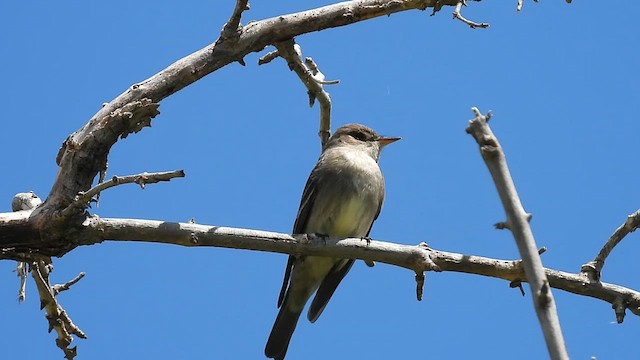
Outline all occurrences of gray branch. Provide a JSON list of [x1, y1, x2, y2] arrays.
[[31, 260, 86, 360], [80, 217, 640, 318], [11, 191, 43, 302], [2, 210, 638, 337], [581, 209, 640, 282], [271, 40, 334, 146], [41, 1, 466, 222], [60, 170, 185, 219], [466, 108, 568, 360], [453, 1, 489, 28]]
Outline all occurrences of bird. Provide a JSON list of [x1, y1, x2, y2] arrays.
[[265, 123, 400, 360]]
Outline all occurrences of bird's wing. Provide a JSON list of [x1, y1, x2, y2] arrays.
[[308, 181, 385, 322], [307, 259, 355, 323], [366, 189, 385, 237], [277, 167, 320, 308], [362, 189, 385, 268]]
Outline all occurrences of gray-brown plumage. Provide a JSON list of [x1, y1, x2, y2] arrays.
[[265, 124, 399, 360]]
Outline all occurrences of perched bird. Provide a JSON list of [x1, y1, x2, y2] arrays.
[[265, 123, 400, 359]]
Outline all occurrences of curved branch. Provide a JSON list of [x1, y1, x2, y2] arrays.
[[581, 209, 640, 282], [43, 0, 447, 217]]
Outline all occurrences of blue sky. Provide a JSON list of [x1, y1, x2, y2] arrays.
[[1, 1, 639, 359]]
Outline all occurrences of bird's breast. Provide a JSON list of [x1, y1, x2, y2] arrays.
[[307, 147, 384, 237]]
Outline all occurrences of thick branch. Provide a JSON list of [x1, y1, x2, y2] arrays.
[[466, 108, 568, 360], [219, 0, 250, 43], [3, 211, 639, 318], [83, 217, 640, 317]]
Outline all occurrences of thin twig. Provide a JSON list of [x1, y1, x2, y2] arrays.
[[304, 58, 340, 85], [453, 0, 489, 28], [466, 107, 568, 360], [581, 209, 640, 282], [16, 261, 28, 302], [52, 272, 86, 296], [59, 170, 185, 218], [270, 40, 335, 147], [258, 49, 279, 65]]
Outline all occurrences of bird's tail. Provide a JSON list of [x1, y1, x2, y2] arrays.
[[265, 305, 302, 360]]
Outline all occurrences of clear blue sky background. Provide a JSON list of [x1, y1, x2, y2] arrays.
[[1, 1, 639, 359]]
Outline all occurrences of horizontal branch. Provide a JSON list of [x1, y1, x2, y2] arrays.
[[79, 217, 640, 318], [60, 170, 185, 219]]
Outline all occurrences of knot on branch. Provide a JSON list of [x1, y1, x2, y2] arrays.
[[111, 99, 160, 139], [216, 0, 250, 48], [612, 297, 628, 323]]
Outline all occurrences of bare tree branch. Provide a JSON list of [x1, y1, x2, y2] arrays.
[[466, 108, 568, 360], [453, 0, 489, 28], [15, 260, 27, 302], [84, 217, 639, 318], [52, 272, 86, 296], [3, 212, 637, 318], [41, 1, 467, 223], [11, 191, 43, 302], [271, 40, 334, 146], [0, 1, 589, 358], [581, 209, 640, 282], [31, 260, 86, 360], [60, 170, 185, 219], [11, 192, 86, 359], [219, 0, 250, 43]]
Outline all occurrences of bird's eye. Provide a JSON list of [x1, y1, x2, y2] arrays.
[[351, 132, 367, 141]]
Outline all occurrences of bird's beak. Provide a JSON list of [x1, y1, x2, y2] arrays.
[[378, 136, 401, 147]]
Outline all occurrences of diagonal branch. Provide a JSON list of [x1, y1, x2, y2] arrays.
[[581, 209, 640, 282], [31, 260, 87, 360], [466, 108, 568, 360]]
